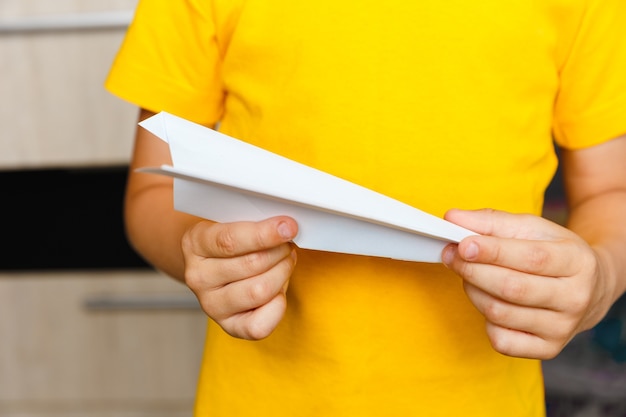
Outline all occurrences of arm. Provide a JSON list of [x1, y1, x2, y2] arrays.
[[561, 136, 626, 309], [442, 134, 626, 359], [125, 109, 298, 339], [124, 109, 200, 280]]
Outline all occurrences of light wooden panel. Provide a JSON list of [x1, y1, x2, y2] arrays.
[[0, 270, 207, 417], [0, 0, 139, 168]]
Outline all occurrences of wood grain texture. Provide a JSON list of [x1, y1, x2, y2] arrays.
[[0, 0, 138, 169]]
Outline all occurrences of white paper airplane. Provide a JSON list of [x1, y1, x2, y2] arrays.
[[138, 112, 476, 262]]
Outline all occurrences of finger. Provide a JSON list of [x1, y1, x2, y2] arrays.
[[444, 208, 565, 240], [464, 283, 572, 338], [187, 216, 298, 259], [202, 249, 296, 320], [198, 243, 296, 289], [484, 322, 565, 360], [464, 285, 573, 359], [455, 235, 583, 277], [445, 247, 564, 309], [222, 292, 288, 340]]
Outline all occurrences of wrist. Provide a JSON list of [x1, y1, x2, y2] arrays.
[[592, 245, 625, 314]]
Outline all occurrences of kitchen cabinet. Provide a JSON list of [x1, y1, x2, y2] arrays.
[[0, 0, 138, 169], [0, 2, 210, 416], [0, 270, 207, 417]]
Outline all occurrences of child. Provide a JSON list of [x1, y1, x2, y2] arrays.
[[106, 1, 626, 415]]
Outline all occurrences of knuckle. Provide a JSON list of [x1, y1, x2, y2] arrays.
[[181, 231, 194, 256], [526, 246, 551, 272], [538, 343, 564, 360], [487, 327, 514, 356], [253, 226, 271, 249], [484, 299, 508, 324], [183, 268, 202, 290], [218, 317, 249, 340], [199, 300, 218, 320], [183, 259, 211, 292], [480, 209, 498, 236], [500, 274, 527, 303], [243, 319, 273, 340], [458, 261, 476, 281], [488, 323, 567, 360], [214, 227, 238, 255], [246, 278, 274, 305], [488, 242, 504, 265], [183, 221, 214, 257], [490, 337, 511, 356], [241, 251, 266, 274], [196, 293, 223, 321], [550, 322, 573, 343]]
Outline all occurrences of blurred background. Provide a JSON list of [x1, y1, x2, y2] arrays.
[[0, 1, 624, 416], [0, 1, 206, 416], [543, 162, 626, 416]]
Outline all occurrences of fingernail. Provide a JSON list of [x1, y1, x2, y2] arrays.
[[278, 222, 293, 240], [442, 246, 454, 266], [465, 241, 479, 260]]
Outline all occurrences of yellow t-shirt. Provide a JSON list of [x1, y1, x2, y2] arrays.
[[106, 1, 626, 416]]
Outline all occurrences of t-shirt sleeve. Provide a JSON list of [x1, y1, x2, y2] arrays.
[[552, 0, 626, 149], [105, 0, 223, 126]]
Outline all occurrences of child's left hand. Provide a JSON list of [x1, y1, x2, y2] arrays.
[[442, 208, 613, 360]]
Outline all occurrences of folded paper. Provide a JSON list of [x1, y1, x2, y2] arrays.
[[138, 112, 476, 262]]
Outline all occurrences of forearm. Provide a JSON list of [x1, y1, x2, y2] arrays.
[[122, 109, 208, 281], [560, 137, 626, 323], [566, 190, 626, 310], [124, 175, 206, 281]]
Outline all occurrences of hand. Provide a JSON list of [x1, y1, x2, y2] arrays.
[[181, 216, 298, 340], [442, 208, 611, 360]]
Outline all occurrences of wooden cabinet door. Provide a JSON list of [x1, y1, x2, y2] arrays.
[[0, 270, 207, 417]]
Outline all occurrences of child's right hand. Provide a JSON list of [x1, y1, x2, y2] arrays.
[[181, 216, 298, 340]]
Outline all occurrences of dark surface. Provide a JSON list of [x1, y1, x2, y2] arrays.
[[0, 165, 149, 270], [543, 151, 626, 416]]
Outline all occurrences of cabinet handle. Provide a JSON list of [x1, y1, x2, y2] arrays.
[[0, 10, 133, 34], [83, 294, 201, 311]]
